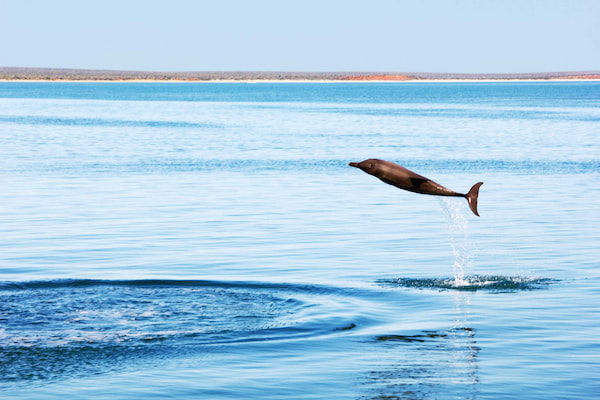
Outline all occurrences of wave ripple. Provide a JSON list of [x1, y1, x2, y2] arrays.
[[0, 279, 349, 385]]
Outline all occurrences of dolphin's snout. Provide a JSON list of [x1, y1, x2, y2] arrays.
[[348, 162, 359, 168]]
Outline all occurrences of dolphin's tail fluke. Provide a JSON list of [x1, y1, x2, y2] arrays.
[[465, 182, 483, 217]]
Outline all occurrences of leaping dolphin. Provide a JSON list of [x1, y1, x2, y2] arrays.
[[349, 159, 483, 216]]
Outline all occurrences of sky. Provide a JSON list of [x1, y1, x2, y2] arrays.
[[0, 0, 598, 73]]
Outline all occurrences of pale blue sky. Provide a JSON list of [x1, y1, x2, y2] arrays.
[[1, 0, 598, 73]]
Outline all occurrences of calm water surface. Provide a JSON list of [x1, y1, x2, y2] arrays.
[[1, 82, 599, 399]]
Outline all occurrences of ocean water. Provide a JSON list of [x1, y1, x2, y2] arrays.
[[0, 81, 598, 399]]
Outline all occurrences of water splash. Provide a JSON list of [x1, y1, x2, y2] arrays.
[[380, 276, 556, 292], [438, 198, 473, 285]]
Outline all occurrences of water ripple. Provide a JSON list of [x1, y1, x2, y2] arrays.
[[0, 114, 220, 129], [5, 158, 599, 174], [0, 279, 364, 385]]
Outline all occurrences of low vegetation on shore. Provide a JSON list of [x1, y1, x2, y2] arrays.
[[1, 67, 599, 82]]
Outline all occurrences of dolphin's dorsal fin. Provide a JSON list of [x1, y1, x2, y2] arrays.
[[410, 177, 428, 189]]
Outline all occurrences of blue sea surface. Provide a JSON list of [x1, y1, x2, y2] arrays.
[[0, 82, 599, 399]]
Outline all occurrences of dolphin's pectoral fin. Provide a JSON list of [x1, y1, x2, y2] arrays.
[[410, 177, 428, 189]]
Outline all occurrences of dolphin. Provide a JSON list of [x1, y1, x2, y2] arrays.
[[349, 159, 483, 216]]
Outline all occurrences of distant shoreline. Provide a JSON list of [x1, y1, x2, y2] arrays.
[[2, 78, 600, 83], [1, 67, 599, 83]]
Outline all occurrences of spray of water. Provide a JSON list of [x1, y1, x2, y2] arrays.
[[438, 198, 473, 287]]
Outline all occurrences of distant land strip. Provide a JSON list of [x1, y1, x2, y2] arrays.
[[1, 67, 599, 82]]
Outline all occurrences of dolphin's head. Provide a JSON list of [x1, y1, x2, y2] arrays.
[[349, 159, 379, 175]]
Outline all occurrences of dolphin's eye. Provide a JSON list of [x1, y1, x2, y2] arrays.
[[369, 163, 373, 168]]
